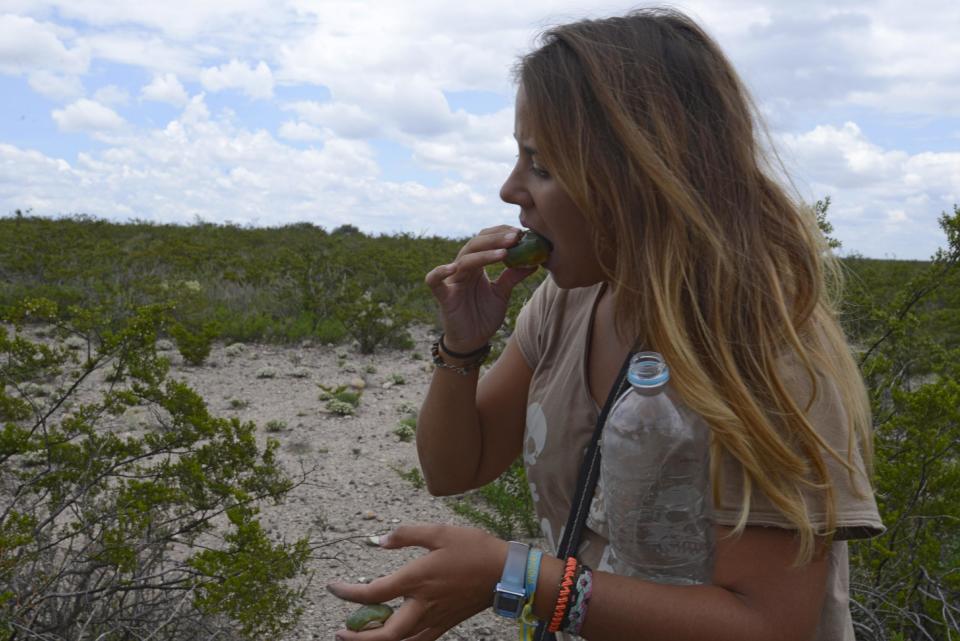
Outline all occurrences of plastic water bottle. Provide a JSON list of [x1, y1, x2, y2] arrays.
[[600, 351, 713, 584]]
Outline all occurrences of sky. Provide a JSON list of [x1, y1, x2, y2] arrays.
[[1, 1, 958, 259]]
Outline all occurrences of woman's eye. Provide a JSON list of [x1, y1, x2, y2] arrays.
[[530, 164, 550, 178]]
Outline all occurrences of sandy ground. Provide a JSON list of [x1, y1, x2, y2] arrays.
[[156, 325, 528, 641]]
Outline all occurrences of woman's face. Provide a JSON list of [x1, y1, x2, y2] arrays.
[[499, 88, 606, 289]]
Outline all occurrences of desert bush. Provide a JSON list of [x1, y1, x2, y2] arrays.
[[393, 417, 416, 443], [0, 299, 309, 640], [392, 465, 425, 490], [170, 320, 218, 366], [265, 420, 287, 433], [225, 342, 246, 357], [336, 291, 412, 354], [844, 207, 960, 641], [318, 384, 362, 407]]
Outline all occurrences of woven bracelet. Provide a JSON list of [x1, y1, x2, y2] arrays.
[[563, 564, 593, 636], [548, 557, 579, 633]]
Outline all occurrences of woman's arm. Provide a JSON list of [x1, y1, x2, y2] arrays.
[[327, 524, 829, 641], [539, 525, 829, 641], [416, 337, 533, 495]]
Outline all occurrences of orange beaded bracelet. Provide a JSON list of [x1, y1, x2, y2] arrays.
[[548, 556, 579, 633]]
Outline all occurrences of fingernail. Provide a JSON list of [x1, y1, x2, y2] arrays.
[[335, 635, 346, 641], [504, 232, 517, 241], [326, 583, 344, 597]]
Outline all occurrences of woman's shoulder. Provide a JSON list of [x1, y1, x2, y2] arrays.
[[513, 276, 604, 366]]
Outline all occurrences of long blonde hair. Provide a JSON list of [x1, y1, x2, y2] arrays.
[[518, 7, 872, 563]]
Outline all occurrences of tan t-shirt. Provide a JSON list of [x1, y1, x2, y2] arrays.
[[512, 276, 884, 640]]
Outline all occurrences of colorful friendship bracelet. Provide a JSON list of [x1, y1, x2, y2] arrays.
[[519, 548, 543, 641], [548, 556, 579, 633], [563, 564, 593, 636]]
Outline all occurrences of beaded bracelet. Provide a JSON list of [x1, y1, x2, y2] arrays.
[[547, 557, 579, 633], [562, 564, 593, 636]]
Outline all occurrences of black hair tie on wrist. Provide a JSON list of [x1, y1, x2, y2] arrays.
[[439, 334, 490, 359]]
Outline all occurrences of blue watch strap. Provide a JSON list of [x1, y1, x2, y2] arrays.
[[493, 541, 529, 618]]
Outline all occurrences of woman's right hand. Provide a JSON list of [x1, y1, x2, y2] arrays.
[[424, 225, 537, 353]]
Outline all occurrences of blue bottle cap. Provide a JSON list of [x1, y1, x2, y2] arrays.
[[627, 351, 670, 388]]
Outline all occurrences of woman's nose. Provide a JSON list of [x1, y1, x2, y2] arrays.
[[500, 166, 530, 207]]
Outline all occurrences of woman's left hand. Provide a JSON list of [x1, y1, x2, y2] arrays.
[[327, 524, 508, 641]]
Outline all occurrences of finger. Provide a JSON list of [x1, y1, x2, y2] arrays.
[[327, 569, 407, 605], [378, 523, 450, 551], [423, 262, 457, 293], [447, 248, 509, 276], [476, 224, 519, 236], [457, 228, 521, 260]]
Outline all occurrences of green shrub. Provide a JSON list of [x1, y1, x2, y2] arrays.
[[265, 420, 287, 432], [318, 384, 362, 408], [393, 417, 416, 442], [170, 321, 218, 366], [325, 399, 356, 416], [0, 299, 309, 640], [393, 465, 425, 490], [314, 317, 348, 344], [334, 285, 413, 354]]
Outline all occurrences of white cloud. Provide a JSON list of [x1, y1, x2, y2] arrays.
[[277, 121, 328, 142], [79, 32, 198, 77], [27, 70, 84, 100], [779, 122, 960, 258], [0, 13, 87, 75], [141, 73, 189, 106], [51, 98, 126, 133], [2, 94, 497, 234], [10, 0, 280, 39], [283, 101, 382, 139], [200, 59, 273, 99], [93, 84, 130, 106]]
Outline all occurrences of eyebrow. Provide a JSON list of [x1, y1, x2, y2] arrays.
[[512, 134, 538, 156]]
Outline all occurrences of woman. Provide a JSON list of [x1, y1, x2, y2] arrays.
[[328, 8, 883, 640]]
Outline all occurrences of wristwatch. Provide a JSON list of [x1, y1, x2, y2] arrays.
[[492, 541, 530, 618]]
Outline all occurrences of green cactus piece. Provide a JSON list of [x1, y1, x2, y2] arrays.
[[345, 603, 394, 631], [503, 230, 551, 268]]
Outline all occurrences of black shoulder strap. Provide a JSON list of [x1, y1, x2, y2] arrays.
[[535, 351, 633, 641]]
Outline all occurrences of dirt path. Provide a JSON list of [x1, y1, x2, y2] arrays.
[[164, 325, 527, 640]]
